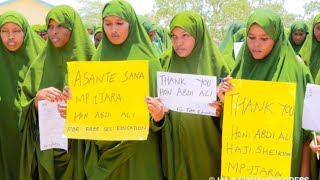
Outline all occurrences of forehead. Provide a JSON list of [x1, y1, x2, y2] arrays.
[[171, 26, 188, 34], [48, 19, 59, 25], [104, 16, 125, 21], [1, 22, 21, 29], [248, 24, 268, 35], [293, 30, 304, 34], [314, 23, 320, 28]]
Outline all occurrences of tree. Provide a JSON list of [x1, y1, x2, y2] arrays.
[[150, 0, 303, 43], [78, 0, 106, 30], [303, 0, 320, 24]]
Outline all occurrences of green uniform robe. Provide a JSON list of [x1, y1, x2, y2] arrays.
[[299, 14, 320, 180], [0, 11, 44, 180], [219, 20, 245, 53], [138, 15, 164, 57], [156, 25, 172, 51], [231, 8, 313, 177], [84, 0, 163, 179], [19, 5, 95, 180], [221, 27, 247, 70], [160, 11, 230, 179]]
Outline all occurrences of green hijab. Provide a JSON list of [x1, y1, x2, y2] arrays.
[[138, 15, 156, 33], [93, 0, 161, 97], [160, 11, 230, 179], [219, 20, 245, 52], [299, 14, 320, 83], [221, 27, 247, 70], [86, 0, 163, 179], [94, 26, 102, 36], [156, 25, 172, 50], [32, 24, 47, 33], [138, 15, 164, 57], [289, 20, 308, 54], [161, 11, 230, 77], [0, 11, 44, 180], [19, 5, 95, 180], [231, 8, 313, 177]]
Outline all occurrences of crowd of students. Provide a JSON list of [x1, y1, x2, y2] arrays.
[[1, 0, 320, 179]]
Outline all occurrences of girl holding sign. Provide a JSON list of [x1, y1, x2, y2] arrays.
[[59, 0, 164, 179], [301, 13, 320, 180], [19, 5, 95, 179], [217, 8, 313, 177], [0, 11, 44, 179], [151, 11, 230, 179]]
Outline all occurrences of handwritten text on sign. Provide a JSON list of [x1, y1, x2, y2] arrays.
[[38, 100, 68, 151], [157, 72, 217, 116], [65, 61, 149, 141], [221, 79, 296, 178]]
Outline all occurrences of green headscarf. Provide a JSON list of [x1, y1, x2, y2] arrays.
[[86, 0, 163, 179], [93, 0, 161, 97], [138, 15, 156, 33], [299, 14, 320, 83], [94, 26, 102, 36], [19, 5, 95, 180], [161, 11, 230, 77], [138, 15, 165, 57], [156, 25, 172, 50], [231, 8, 313, 177], [219, 20, 245, 52], [160, 11, 230, 179], [221, 27, 247, 70], [32, 24, 47, 32], [289, 20, 309, 54], [0, 11, 44, 180]]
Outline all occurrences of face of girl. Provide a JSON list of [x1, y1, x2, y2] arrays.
[[292, 30, 306, 45], [47, 19, 72, 48], [313, 23, 320, 42], [171, 27, 195, 58], [247, 23, 275, 60], [1, 22, 24, 51], [94, 32, 102, 48], [148, 30, 157, 42], [103, 16, 129, 45]]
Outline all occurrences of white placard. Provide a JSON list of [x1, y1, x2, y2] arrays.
[[233, 42, 244, 58], [302, 83, 320, 131], [38, 100, 68, 151], [157, 72, 217, 116]]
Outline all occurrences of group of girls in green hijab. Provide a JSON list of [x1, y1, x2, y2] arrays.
[[299, 14, 320, 180], [2, 0, 320, 179]]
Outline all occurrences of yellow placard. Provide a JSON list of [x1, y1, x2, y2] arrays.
[[65, 61, 149, 141], [221, 79, 296, 178]]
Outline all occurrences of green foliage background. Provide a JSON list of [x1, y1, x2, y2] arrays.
[[78, 0, 320, 43]]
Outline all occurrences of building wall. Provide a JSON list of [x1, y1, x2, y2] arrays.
[[0, 0, 53, 25]]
